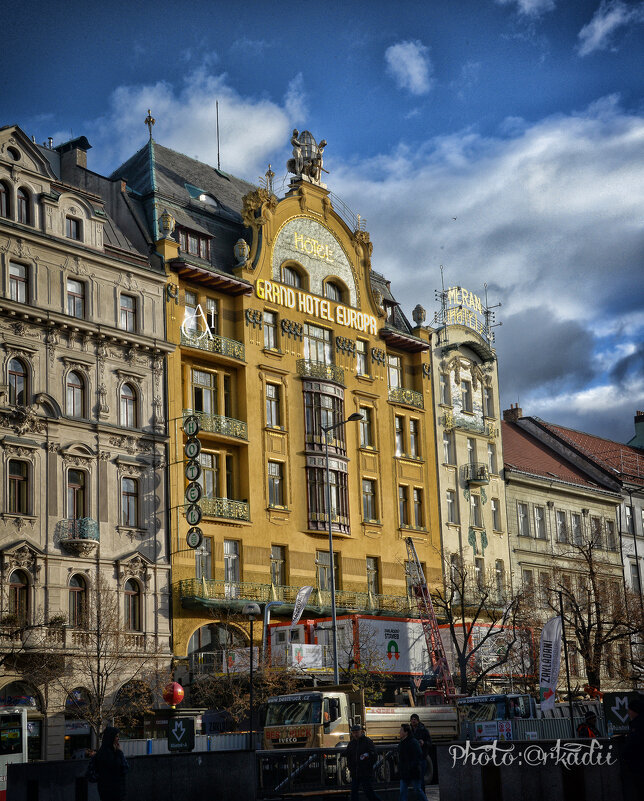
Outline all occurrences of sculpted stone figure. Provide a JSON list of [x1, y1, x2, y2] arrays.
[[287, 130, 328, 184]]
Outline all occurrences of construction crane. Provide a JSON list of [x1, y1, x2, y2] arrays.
[[405, 537, 456, 699]]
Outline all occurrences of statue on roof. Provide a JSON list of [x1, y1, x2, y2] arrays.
[[287, 130, 328, 185]]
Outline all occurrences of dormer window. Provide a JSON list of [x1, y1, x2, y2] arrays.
[[66, 217, 82, 241], [179, 228, 210, 260], [198, 193, 217, 208]]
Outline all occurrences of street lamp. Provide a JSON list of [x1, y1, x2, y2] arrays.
[[242, 602, 260, 749], [322, 412, 363, 684]]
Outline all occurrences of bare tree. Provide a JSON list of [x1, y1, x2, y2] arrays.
[[337, 621, 387, 704]]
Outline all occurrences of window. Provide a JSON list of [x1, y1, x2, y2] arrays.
[[366, 557, 379, 595], [556, 510, 568, 543], [522, 568, 534, 592], [198, 452, 218, 499], [487, 443, 497, 474], [120, 294, 137, 331], [266, 383, 280, 428], [447, 489, 458, 524], [9, 263, 28, 303], [625, 505, 633, 533], [66, 217, 81, 240], [362, 479, 377, 521], [394, 416, 404, 456], [591, 517, 602, 548], [606, 520, 617, 550], [316, 550, 338, 591], [517, 502, 530, 536], [359, 407, 373, 447], [66, 371, 84, 417], [268, 461, 284, 507], [450, 554, 462, 598], [443, 431, 455, 464], [67, 469, 86, 519], [439, 374, 450, 405], [67, 279, 85, 318], [491, 498, 501, 531], [631, 562, 642, 595], [387, 355, 402, 389], [17, 188, 29, 225], [483, 386, 494, 418], [179, 229, 210, 259], [304, 324, 332, 364], [409, 420, 419, 458], [534, 506, 546, 539], [9, 571, 29, 624], [467, 438, 476, 465], [206, 297, 219, 334], [539, 572, 550, 608], [8, 358, 27, 405], [192, 369, 217, 415], [69, 575, 86, 628], [224, 540, 240, 597], [282, 265, 301, 288], [120, 383, 137, 428], [399, 485, 409, 526], [471, 494, 482, 527], [495, 561, 505, 602], [124, 580, 141, 631], [184, 291, 198, 332], [307, 465, 349, 533], [270, 545, 286, 586], [263, 311, 278, 350], [413, 488, 424, 528], [356, 340, 367, 376], [570, 512, 583, 544], [8, 460, 28, 515], [121, 477, 138, 527], [475, 558, 485, 591], [0, 182, 10, 218], [304, 389, 344, 446], [196, 538, 212, 581], [461, 380, 473, 412], [324, 281, 342, 301]]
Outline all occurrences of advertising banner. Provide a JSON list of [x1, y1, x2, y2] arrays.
[[290, 644, 324, 669], [538, 616, 562, 711], [355, 618, 430, 675], [222, 647, 260, 674], [292, 586, 314, 626]]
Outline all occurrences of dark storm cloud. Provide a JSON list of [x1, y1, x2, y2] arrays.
[[611, 344, 644, 384]]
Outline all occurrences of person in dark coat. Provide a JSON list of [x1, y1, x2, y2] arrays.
[[577, 710, 600, 739], [398, 724, 429, 801], [410, 713, 431, 786], [621, 697, 644, 801], [345, 724, 382, 801], [92, 726, 129, 801]]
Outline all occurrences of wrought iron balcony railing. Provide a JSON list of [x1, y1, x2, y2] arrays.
[[461, 462, 490, 485], [199, 497, 250, 521], [180, 330, 245, 361], [388, 387, 424, 409], [59, 517, 99, 541], [443, 409, 496, 437], [183, 409, 247, 441], [296, 359, 345, 386]]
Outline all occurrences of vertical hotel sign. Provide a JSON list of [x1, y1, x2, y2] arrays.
[[444, 286, 488, 338]]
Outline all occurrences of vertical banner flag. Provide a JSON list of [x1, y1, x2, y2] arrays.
[[292, 586, 314, 626], [539, 616, 562, 711]]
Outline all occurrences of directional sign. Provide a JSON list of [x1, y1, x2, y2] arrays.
[[185, 437, 201, 460], [603, 692, 642, 735], [186, 527, 203, 549], [167, 717, 195, 752], [183, 415, 201, 437], [185, 481, 203, 504], [185, 460, 201, 482], [186, 504, 202, 526]]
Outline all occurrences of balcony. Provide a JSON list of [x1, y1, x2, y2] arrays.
[[443, 409, 496, 437], [58, 518, 99, 556], [180, 330, 245, 362], [296, 359, 345, 386], [183, 409, 247, 441], [462, 462, 490, 486], [388, 387, 424, 409], [200, 497, 250, 521], [179, 578, 414, 617]]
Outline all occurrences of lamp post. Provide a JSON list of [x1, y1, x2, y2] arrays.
[[322, 412, 363, 684], [242, 602, 260, 749]]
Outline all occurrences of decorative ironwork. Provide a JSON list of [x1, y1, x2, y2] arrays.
[[58, 518, 99, 556], [180, 330, 245, 361], [183, 409, 247, 440], [422, 364, 431, 379], [280, 319, 303, 340], [388, 387, 424, 409], [199, 497, 250, 521], [245, 309, 262, 329], [371, 348, 386, 366], [335, 337, 356, 356], [443, 409, 495, 437], [296, 359, 345, 386], [461, 463, 490, 485]]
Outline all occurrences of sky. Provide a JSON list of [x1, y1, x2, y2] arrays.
[[4, 0, 644, 443]]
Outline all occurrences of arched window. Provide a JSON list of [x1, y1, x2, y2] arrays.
[[9, 570, 29, 623], [120, 383, 137, 428], [8, 358, 27, 405], [0, 181, 10, 218], [324, 281, 342, 302], [69, 575, 87, 628], [8, 459, 29, 515], [66, 371, 84, 417], [124, 580, 141, 631], [16, 188, 29, 225], [121, 477, 139, 527], [282, 265, 301, 288], [67, 469, 86, 520]]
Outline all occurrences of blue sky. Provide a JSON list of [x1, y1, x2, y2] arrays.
[[5, 0, 644, 442]]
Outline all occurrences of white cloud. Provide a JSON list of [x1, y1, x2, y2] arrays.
[[284, 73, 307, 121], [577, 1, 644, 57], [385, 40, 434, 96], [495, 0, 556, 17]]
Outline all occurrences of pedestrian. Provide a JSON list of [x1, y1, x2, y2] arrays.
[[621, 696, 644, 801], [398, 724, 429, 801], [409, 713, 431, 786], [345, 724, 382, 801], [576, 710, 600, 739], [89, 726, 129, 801]]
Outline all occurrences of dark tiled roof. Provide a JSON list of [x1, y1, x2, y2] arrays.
[[502, 421, 602, 489], [370, 270, 413, 334], [102, 209, 139, 253]]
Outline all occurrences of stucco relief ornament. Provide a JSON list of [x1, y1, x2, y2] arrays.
[[287, 130, 328, 186], [241, 187, 278, 228], [233, 238, 250, 268]]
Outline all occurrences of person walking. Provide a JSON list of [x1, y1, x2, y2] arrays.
[[345, 724, 382, 801], [90, 726, 129, 801], [398, 724, 429, 801], [576, 710, 600, 739], [410, 713, 431, 786]]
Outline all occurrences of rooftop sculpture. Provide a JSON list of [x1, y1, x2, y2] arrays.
[[287, 130, 327, 185]]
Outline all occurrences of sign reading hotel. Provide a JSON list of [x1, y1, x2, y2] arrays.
[[444, 285, 488, 337]]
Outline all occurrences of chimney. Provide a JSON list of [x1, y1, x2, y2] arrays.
[[55, 136, 92, 175], [503, 403, 523, 423], [629, 410, 644, 448]]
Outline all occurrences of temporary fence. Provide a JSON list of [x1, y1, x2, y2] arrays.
[[121, 731, 262, 756]]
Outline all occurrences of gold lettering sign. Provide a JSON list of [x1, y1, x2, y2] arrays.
[[445, 285, 487, 336], [256, 280, 377, 335], [293, 231, 334, 263]]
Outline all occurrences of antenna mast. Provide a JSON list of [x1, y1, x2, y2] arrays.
[[216, 101, 221, 170]]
